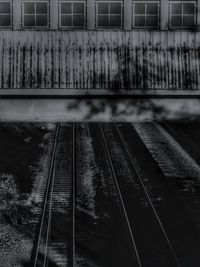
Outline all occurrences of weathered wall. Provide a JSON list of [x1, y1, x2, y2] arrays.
[[0, 31, 200, 89]]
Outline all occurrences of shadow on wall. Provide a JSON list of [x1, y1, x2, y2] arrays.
[[65, 98, 200, 121], [63, 44, 200, 121], [112, 45, 199, 90], [0, 37, 199, 89]]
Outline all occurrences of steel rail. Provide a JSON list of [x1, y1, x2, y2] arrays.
[[99, 123, 142, 267], [44, 164, 56, 266], [33, 123, 60, 267], [114, 122, 181, 267], [159, 120, 200, 161], [161, 121, 177, 136], [72, 122, 76, 267]]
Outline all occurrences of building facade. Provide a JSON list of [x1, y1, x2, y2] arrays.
[[0, 0, 200, 30], [0, 0, 200, 91]]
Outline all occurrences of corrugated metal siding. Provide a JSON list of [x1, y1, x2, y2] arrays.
[[0, 31, 200, 89]]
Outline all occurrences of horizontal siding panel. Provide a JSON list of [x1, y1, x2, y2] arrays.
[[0, 30, 199, 90]]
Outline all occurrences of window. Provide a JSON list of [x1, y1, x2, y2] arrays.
[[0, 1, 11, 28], [133, 1, 159, 28], [59, 1, 86, 28], [22, 1, 49, 28], [170, 1, 196, 28], [96, 1, 123, 28]]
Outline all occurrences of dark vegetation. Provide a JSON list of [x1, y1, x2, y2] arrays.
[[0, 123, 54, 235], [0, 123, 55, 266], [0, 123, 49, 193]]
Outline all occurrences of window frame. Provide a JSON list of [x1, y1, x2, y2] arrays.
[[0, 0, 12, 29], [169, 1, 197, 29], [132, 1, 160, 29], [58, 0, 86, 29], [22, 1, 49, 29], [96, 1, 123, 29]]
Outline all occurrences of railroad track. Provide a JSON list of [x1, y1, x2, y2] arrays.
[[99, 122, 181, 267], [99, 123, 142, 267], [30, 122, 76, 267], [28, 122, 200, 266]]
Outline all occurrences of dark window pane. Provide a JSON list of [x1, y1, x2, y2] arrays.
[[146, 3, 158, 15], [0, 2, 10, 14], [135, 16, 145, 27], [183, 15, 195, 27], [61, 14, 72, 26], [36, 14, 47, 26], [73, 3, 84, 14], [110, 15, 121, 26], [110, 3, 121, 14], [135, 3, 145, 14], [171, 15, 182, 27], [98, 3, 109, 14], [36, 2, 47, 14], [146, 15, 158, 27], [73, 14, 84, 26], [24, 15, 35, 26], [171, 3, 182, 14], [0, 14, 10, 26], [98, 15, 109, 26], [24, 3, 35, 14], [183, 3, 195, 15], [61, 3, 71, 14]]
